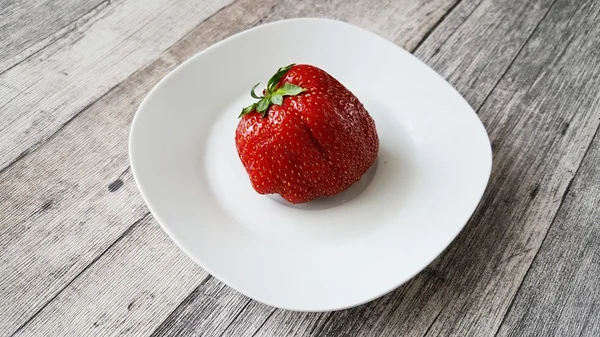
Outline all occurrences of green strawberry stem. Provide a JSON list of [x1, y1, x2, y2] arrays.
[[239, 64, 306, 118]]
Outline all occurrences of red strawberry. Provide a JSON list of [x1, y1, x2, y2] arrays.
[[235, 64, 379, 204]]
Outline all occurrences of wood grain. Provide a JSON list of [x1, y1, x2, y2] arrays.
[[149, 277, 253, 337], [0, 58, 172, 335], [415, 0, 554, 110], [145, 0, 600, 336], [12, 214, 208, 337], [495, 133, 600, 337], [0, 0, 459, 335], [0, 0, 106, 73], [0, 0, 234, 172]]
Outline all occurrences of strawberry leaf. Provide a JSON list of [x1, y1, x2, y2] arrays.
[[271, 94, 283, 105], [256, 98, 270, 112], [267, 64, 295, 92], [239, 103, 257, 117], [238, 64, 306, 119], [276, 83, 306, 96]]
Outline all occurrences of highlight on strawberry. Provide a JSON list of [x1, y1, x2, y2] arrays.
[[235, 64, 379, 204]]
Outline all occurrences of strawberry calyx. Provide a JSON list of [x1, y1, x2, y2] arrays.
[[239, 64, 306, 118]]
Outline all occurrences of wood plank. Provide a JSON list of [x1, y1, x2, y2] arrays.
[[415, 0, 551, 110], [0, 0, 234, 172], [146, 0, 600, 336], [149, 277, 253, 337], [0, 0, 106, 74], [11, 215, 208, 337], [0, 58, 172, 335], [152, 281, 330, 337], [495, 130, 600, 337], [0, 0, 458, 335]]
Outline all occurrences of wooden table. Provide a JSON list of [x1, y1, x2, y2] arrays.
[[1, 0, 599, 336]]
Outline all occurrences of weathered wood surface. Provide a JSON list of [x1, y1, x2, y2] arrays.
[[1, 0, 600, 336], [0, 0, 104, 73], [13, 214, 209, 337], [0, 0, 235, 172], [496, 130, 600, 336]]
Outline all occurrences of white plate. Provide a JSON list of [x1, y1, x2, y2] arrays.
[[129, 18, 492, 311]]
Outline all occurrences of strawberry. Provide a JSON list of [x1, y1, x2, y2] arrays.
[[235, 64, 379, 204]]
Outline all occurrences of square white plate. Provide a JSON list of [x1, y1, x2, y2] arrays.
[[129, 18, 492, 311]]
